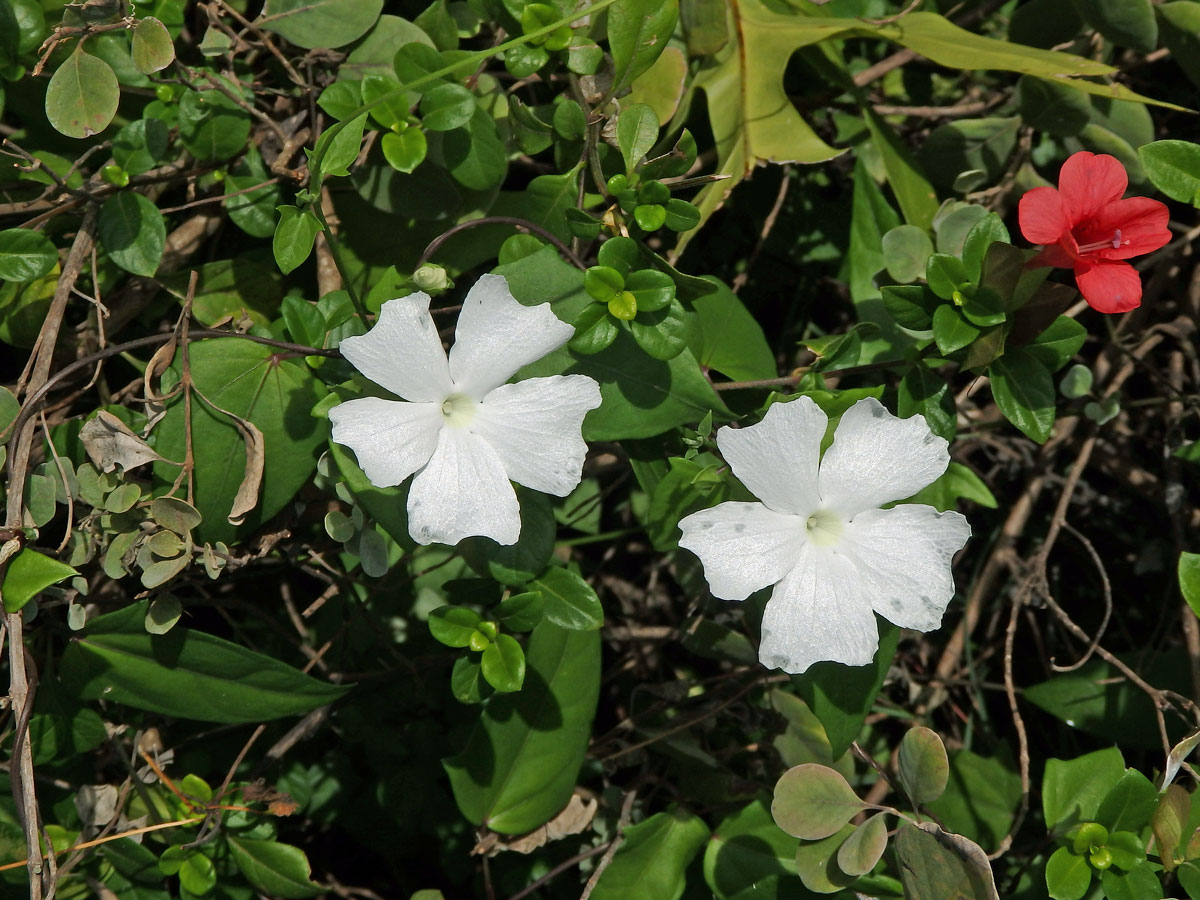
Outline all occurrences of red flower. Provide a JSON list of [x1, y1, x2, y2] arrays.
[[1018, 151, 1170, 313]]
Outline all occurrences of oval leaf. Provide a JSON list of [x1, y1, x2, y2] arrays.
[[527, 566, 603, 631], [771, 764, 865, 840], [98, 192, 166, 277], [0, 228, 58, 283], [898, 725, 950, 805], [836, 813, 889, 877], [131, 16, 175, 74], [45, 46, 119, 138]]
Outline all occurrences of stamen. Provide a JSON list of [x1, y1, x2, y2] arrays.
[[1077, 230, 1127, 254]]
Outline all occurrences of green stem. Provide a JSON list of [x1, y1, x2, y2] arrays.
[[311, 199, 367, 318], [556, 527, 642, 548]]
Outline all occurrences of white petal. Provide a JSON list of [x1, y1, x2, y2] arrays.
[[473, 375, 601, 496], [716, 396, 826, 516], [839, 505, 970, 631], [339, 293, 452, 402], [818, 398, 950, 517], [758, 543, 879, 674], [678, 501, 806, 601], [448, 274, 574, 398], [328, 397, 441, 487], [407, 425, 521, 546]]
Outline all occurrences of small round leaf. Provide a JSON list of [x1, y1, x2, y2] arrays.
[[0, 228, 57, 283], [480, 633, 525, 693], [45, 46, 119, 138], [131, 17, 175, 74], [772, 764, 866, 841], [428, 605, 482, 648]]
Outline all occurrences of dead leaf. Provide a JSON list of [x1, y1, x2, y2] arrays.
[[143, 335, 179, 429], [474, 792, 598, 856], [75, 783, 119, 832], [80, 410, 164, 473]]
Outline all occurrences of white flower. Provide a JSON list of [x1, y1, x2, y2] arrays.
[[678, 396, 970, 674], [329, 274, 602, 547]]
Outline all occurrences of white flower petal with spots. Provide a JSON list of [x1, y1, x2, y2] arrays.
[[408, 426, 520, 546], [677, 502, 808, 601], [473, 375, 602, 497], [818, 397, 950, 517], [329, 275, 600, 547], [678, 396, 971, 675]]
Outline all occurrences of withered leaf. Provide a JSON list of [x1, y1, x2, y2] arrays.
[[79, 410, 164, 473]]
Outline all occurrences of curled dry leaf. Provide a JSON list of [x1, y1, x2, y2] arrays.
[[143, 334, 179, 429], [79, 410, 164, 473], [473, 792, 598, 856]]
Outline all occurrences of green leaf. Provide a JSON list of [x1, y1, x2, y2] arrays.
[[882, 224, 934, 284], [460, 487, 555, 584], [795, 621, 899, 758], [1161, 2, 1200, 92], [864, 108, 939, 231], [451, 657, 485, 704], [898, 365, 956, 441], [113, 118, 170, 177], [1182, 552, 1200, 618], [320, 113, 366, 177], [480, 633, 525, 692], [1017, 76, 1092, 137], [926, 748, 1022, 853], [495, 591, 544, 632], [690, 277, 776, 381], [1098, 863, 1163, 900], [837, 813, 889, 877], [591, 808, 710, 900], [225, 149, 282, 238], [98, 192, 166, 277], [428, 606, 483, 648], [927, 253, 969, 300], [2, 548, 77, 613], [226, 837, 322, 899], [444, 621, 600, 834], [178, 86, 252, 161], [443, 108, 507, 190], [1139, 140, 1200, 205], [617, 103, 660, 172], [381, 128, 428, 173], [608, 0, 679, 92], [898, 726, 950, 805], [131, 17, 174, 74], [527, 567, 603, 631], [920, 118, 1021, 192], [45, 45, 119, 138], [792, 824, 856, 893], [59, 601, 348, 723], [273, 205, 322, 275], [261, 0, 384, 49], [702, 798, 800, 900], [1072, 0, 1157, 53], [419, 82, 475, 132], [882, 285, 939, 331], [932, 305, 981, 355], [1026, 315, 1087, 371], [989, 348, 1056, 443], [771, 764, 865, 840], [0, 228, 57, 283], [1046, 846, 1092, 900], [961, 213, 1011, 283], [630, 297, 691, 360], [646, 456, 729, 551], [1096, 770, 1159, 834], [152, 338, 326, 544], [1043, 747, 1127, 830], [895, 822, 1000, 900]]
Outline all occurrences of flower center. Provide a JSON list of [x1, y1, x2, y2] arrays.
[[1077, 229, 1129, 254], [804, 508, 844, 547], [440, 393, 477, 428]]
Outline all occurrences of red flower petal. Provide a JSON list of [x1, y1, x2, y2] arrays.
[[1074, 259, 1142, 313], [1058, 152, 1128, 223], [1018, 186, 1070, 245], [1082, 197, 1171, 259]]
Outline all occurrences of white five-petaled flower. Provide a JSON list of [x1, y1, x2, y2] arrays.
[[328, 274, 602, 547], [678, 396, 971, 675]]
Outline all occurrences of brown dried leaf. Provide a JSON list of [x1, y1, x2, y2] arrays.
[[474, 793, 598, 856], [79, 410, 164, 473]]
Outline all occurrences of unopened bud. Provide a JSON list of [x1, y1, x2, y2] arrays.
[[413, 264, 451, 292]]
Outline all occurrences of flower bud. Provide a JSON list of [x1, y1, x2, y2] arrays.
[[413, 264, 451, 292]]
